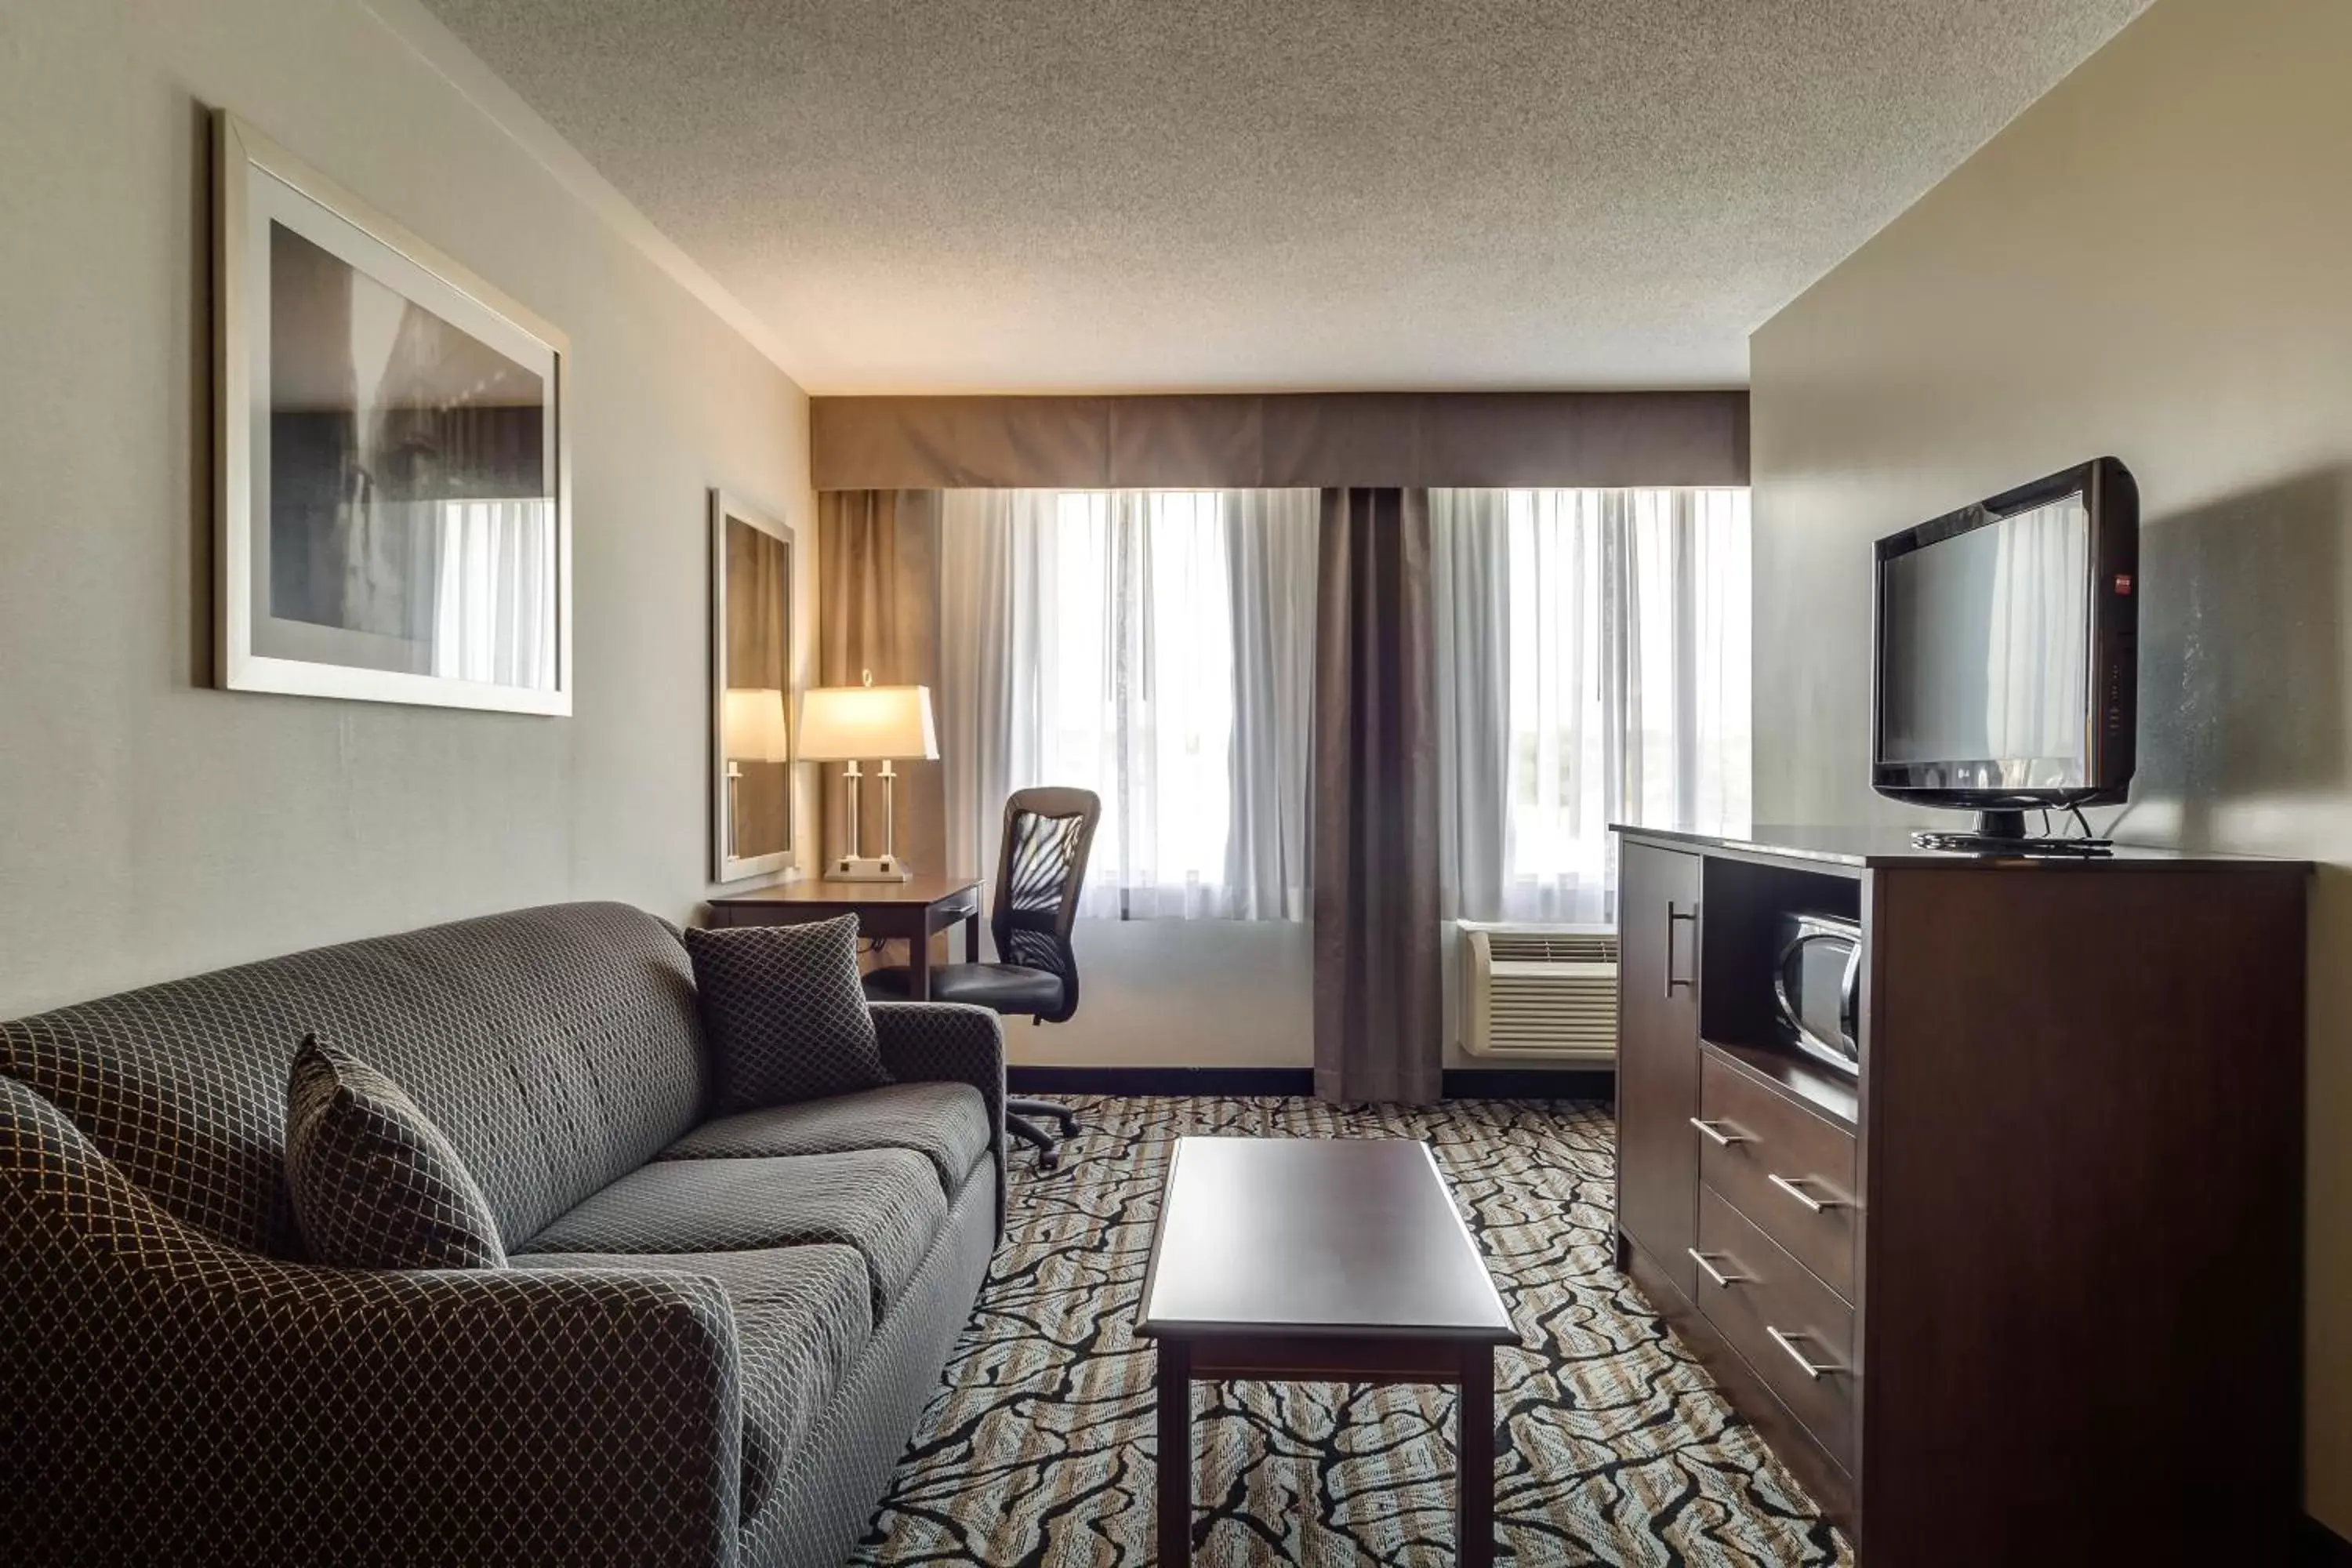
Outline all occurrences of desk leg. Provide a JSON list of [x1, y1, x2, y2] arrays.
[[1156, 1340, 1192, 1564], [907, 926, 933, 1000], [1458, 1345, 1494, 1568], [964, 910, 982, 964]]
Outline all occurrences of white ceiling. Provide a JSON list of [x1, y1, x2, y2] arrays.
[[419, 0, 2147, 394]]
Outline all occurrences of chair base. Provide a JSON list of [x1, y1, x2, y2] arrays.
[[1006, 1098, 1081, 1171]]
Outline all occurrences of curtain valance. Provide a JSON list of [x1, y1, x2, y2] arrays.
[[811, 390, 1748, 492]]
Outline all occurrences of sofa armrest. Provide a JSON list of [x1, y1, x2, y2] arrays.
[[869, 1000, 1007, 1229], [0, 1076, 744, 1566]]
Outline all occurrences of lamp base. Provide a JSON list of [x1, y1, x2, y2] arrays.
[[825, 855, 915, 884]]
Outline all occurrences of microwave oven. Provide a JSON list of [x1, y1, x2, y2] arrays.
[[1771, 913, 1861, 1077]]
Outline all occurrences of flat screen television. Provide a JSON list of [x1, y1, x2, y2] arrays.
[[1870, 457, 2139, 845]]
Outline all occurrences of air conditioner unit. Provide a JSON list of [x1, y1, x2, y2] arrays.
[[1458, 920, 1619, 1062]]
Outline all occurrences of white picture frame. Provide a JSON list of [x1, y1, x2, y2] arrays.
[[213, 110, 573, 714]]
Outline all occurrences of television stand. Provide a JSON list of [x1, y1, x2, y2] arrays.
[[1909, 808, 2112, 856], [1609, 824, 2308, 1565]]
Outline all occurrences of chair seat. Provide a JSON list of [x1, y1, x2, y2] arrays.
[[863, 962, 1065, 1016]]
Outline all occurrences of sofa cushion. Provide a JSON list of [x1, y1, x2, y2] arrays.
[[513, 1244, 870, 1523], [516, 1149, 948, 1317], [283, 1036, 506, 1270], [659, 1081, 991, 1200], [0, 902, 710, 1256], [684, 918, 888, 1112]]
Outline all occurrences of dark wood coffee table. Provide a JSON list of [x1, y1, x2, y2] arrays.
[[1135, 1136, 1516, 1566]]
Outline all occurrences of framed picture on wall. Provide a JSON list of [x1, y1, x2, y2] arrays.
[[212, 110, 572, 714]]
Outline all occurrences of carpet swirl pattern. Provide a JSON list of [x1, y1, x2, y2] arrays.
[[853, 1096, 1850, 1566]]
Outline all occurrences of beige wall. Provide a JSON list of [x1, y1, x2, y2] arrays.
[[1748, 0, 2352, 1529], [1004, 924, 1312, 1071], [0, 0, 815, 1017]]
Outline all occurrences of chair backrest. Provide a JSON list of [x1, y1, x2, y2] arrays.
[[989, 786, 1101, 1024]]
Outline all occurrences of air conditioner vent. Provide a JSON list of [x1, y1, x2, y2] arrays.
[[1485, 930, 1617, 965], [1459, 921, 1619, 1062]]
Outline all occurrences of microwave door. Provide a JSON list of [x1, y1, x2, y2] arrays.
[[1776, 931, 1860, 1074]]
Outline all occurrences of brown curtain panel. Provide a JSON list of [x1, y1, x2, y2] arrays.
[[816, 489, 945, 878], [1312, 487, 1443, 1105]]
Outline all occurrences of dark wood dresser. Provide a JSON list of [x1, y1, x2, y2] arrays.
[[1611, 825, 2307, 1567]]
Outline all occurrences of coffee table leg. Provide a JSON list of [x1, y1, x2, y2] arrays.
[[1458, 1345, 1494, 1568], [1156, 1340, 1192, 1563]]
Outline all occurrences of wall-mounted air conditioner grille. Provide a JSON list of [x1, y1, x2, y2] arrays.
[[1460, 920, 1618, 1062]]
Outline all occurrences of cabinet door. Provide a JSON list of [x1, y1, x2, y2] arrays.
[[1616, 842, 1703, 1303]]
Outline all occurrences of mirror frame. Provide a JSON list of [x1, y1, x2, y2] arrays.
[[710, 489, 797, 883]]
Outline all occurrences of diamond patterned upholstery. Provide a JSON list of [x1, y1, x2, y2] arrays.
[[871, 1001, 1009, 1231], [0, 901, 710, 1255], [660, 1080, 992, 1200], [518, 1243, 872, 1523], [284, 1036, 507, 1270], [746, 1162, 998, 1568], [0, 1074, 742, 1566], [684, 916, 889, 1112], [517, 1148, 949, 1318], [0, 902, 1011, 1566]]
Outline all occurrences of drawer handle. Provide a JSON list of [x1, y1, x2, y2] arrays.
[[1766, 1325, 1844, 1380], [1766, 1172, 1846, 1213], [1688, 1117, 1747, 1147], [1686, 1248, 1746, 1288]]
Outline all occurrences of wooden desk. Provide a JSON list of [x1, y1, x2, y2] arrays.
[[706, 874, 982, 999], [1136, 1138, 1516, 1566]]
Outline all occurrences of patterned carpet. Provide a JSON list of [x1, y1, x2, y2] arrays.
[[851, 1097, 1851, 1566]]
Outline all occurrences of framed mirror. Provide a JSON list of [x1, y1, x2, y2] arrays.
[[710, 490, 797, 882]]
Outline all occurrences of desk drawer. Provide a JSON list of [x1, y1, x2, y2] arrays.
[[1692, 1185, 1857, 1475], [1695, 1053, 1858, 1298]]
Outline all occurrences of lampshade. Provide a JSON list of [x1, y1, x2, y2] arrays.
[[721, 687, 791, 764], [797, 683, 939, 762]]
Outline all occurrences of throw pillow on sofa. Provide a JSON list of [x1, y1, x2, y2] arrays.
[[684, 915, 889, 1111], [284, 1034, 506, 1269]]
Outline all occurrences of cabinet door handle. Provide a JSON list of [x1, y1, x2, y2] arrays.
[[1766, 1173, 1846, 1213], [1766, 1326, 1843, 1380], [1686, 1248, 1746, 1288], [1688, 1117, 1746, 1147], [1664, 903, 1700, 996]]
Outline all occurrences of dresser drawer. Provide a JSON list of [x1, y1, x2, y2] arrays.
[[1694, 1052, 1858, 1298], [1692, 1185, 1858, 1475]]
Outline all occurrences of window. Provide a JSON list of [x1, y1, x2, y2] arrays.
[[938, 488, 1316, 920], [1437, 487, 1751, 924]]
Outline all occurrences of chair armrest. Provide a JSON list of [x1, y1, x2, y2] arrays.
[[0, 1076, 743, 1566], [869, 1000, 1007, 1230]]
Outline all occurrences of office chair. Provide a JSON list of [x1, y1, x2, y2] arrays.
[[864, 786, 1100, 1171]]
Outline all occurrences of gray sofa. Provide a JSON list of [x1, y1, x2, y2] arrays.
[[0, 901, 1005, 1568]]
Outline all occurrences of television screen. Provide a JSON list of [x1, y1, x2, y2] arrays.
[[1878, 490, 2092, 789]]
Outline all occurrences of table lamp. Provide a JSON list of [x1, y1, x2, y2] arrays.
[[797, 671, 939, 881], [720, 687, 790, 862]]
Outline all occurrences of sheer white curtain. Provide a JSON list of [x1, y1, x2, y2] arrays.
[[938, 488, 1316, 920], [1984, 495, 2090, 775], [430, 498, 556, 688], [1436, 487, 1751, 924]]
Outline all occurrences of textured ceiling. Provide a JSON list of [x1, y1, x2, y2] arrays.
[[419, 0, 2148, 394]]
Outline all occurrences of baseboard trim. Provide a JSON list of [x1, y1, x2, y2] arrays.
[[1004, 1065, 1614, 1101], [1443, 1067, 1614, 1100], [1007, 1066, 1313, 1097], [2300, 1515, 2352, 1567]]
